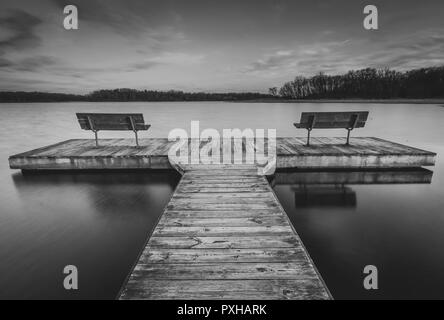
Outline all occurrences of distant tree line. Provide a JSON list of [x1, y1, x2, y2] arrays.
[[278, 66, 444, 99], [87, 89, 272, 101], [0, 89, 272, 102], [1, 66, 443, 102], [0, 91, 86, 102]]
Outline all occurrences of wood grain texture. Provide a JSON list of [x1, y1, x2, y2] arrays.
[[121, 279, 329, 300], [119, 165, 331, 300]]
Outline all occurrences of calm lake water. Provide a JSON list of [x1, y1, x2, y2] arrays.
[[0, 102, 443, 299]]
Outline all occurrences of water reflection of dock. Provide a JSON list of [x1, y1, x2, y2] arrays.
[[292, 185, 357, 208], [272, 169, 433, 209], [11, 171, 180, 217]]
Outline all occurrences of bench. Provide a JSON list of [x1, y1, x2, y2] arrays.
[[76, 113, 151, 147], [294, 111, 369, 146]]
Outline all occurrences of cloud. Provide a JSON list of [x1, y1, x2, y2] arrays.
[[244, 50, 295, 73], [2, 0, 443, 93], [243, 30, 444, 78], [127, 52, 205, 71], [16, 56, 59, 71], [127, 61, 161, 71], [0, 9, 42, 50], [242, 41, 350, 75], [0, 57, 13, 68], [50, 0, 184, 38], [376, 32, 444, 69], [49, 0, 188, 54], [0, 55, 59, 72]]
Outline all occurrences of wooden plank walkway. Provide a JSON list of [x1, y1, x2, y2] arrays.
[[9, 137, 436, 170], [119, 165, 331, 300]]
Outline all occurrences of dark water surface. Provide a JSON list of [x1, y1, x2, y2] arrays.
[[1, 102, 443, 299]]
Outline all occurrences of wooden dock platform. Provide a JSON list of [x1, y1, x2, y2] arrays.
[[9, 137, 436, 170], [9, 137, 436, 300], [119, 165, 331, 300]]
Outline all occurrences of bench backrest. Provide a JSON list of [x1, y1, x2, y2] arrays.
[[297, 111, 369, 129], [76, 113, 149, 131]]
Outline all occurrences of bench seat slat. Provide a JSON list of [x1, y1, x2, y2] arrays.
[[297, 111, 369, 129], [294, 121, 367, 129], [76, 113, 150, 131]]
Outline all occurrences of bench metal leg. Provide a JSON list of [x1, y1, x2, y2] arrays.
[[94, 131, 99, 147], [134, 130, 139, 147], [346, 129, 352, 145], [306, 129, 312, 146]]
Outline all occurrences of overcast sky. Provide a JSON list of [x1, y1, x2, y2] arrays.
[[1, 0, 443, 93]]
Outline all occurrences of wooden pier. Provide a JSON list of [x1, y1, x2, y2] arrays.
[[9, 137, 436, 300], [9, 137, 436, 170], [119, 165, 331, 300]]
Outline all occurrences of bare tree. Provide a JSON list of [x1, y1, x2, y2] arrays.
[[268, 87, 278, 96], [277, 66, 444, 99]]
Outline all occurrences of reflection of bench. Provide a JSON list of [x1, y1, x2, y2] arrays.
[[76, 113, 151, 147], [294, 111, 369, 146], [293, 185, 357, 208]]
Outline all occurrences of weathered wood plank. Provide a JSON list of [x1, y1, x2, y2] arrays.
[[149, 235, 300, 249], [163, 210, 283, 218], [157, 216, 288, 227], [131, 262, 318, 280], [175, 188, 270, 193], [179, 180, 267, 184], [120, 279, 329, 300], [152, 226, 294, 237], [166, 204, 279, 211], [169, 198, 277, 205], [139, 248, 306, 264], [173, 192, 273, 198], [185, 164, 258, 170]]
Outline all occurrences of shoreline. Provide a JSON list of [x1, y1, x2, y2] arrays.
[[237, 99, 444, 104], [1, 99, 444, 104]]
